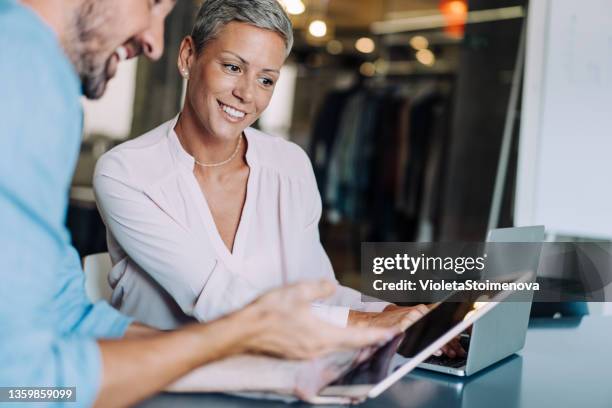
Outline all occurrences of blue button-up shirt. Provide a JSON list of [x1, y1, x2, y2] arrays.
[[0, 1, 133, 406]]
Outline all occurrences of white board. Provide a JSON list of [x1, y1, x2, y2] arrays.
[[516, 0, 612, 239]]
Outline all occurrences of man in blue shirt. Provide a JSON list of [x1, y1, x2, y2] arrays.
[[0, 1, 397, 406]]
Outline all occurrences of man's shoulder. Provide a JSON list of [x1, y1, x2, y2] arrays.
[[0, 1, 81, 101], [0, 2, 82, 191], [1, 2, 63, 58], [0, 1, 31, 24]]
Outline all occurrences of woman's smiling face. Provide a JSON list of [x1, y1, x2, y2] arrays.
[[181, 21, 287, 141]]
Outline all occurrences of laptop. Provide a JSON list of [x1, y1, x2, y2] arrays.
[[307, 270, 535, 404], [417, 225, 545, 376]]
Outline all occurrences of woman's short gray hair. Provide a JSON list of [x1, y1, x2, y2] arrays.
[[191, 0, 294, 56]]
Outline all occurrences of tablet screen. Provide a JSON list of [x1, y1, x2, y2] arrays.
[[333, 288, 503, 386]]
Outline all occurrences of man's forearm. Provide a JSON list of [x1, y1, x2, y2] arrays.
[[122, 322, 161, 339], [94, 308, 259, 408], [91, 280, 396, 407]]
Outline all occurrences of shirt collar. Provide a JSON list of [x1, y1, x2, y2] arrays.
[[166, 114, 258, 171]]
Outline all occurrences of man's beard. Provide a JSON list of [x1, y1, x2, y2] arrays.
[[62, 0, 115, 100]]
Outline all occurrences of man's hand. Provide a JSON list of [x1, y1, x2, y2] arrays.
[[237, 280, 400, 360], [348, 304, 466, 359], [94, 280, 398, 407]]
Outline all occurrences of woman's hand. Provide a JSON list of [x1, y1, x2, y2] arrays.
[[348, 304, 430, 331], [432, 336, 466, 359]]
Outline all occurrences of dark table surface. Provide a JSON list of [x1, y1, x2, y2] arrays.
[[138, 316, 612, 408]]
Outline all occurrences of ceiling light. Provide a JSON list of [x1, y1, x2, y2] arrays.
[[355, 37, 376, 54], [359, 62, 376, 77], [416, 49, 436, 66], [409, 35, 429, 50], [440, 0, 468, 37], [326, 40, 343, 55], [445, 0, 468, 15], [374, 58, 389, 75], [309, 20, 328, 38], [281, 0, 306, 16]]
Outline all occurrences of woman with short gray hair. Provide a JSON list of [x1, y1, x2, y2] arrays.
[[94, 0, 428, 332], [191, 0, 294, 55]]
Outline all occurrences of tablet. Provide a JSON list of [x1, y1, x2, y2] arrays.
[[313, 271, 534, 403]]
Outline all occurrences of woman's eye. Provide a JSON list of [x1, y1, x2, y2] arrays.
[[259, 77, 275, 87], [224, 64, 241, 73]]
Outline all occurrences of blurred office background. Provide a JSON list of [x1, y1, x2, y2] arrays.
[[69, 0, 612, 313]]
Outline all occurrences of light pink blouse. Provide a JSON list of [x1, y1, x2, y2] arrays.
[[93, 116, 386, 330]]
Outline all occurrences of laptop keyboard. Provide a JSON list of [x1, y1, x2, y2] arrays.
[[422, 335, 470, 369], [423, 355, 467, 368]]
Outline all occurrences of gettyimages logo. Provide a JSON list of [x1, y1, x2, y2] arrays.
[[372, 253, 487, 275]]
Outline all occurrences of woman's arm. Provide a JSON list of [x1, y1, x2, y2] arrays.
[[297, 151, 390, 325]]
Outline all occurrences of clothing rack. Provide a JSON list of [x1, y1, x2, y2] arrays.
[[311, 74, 455, 245]]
